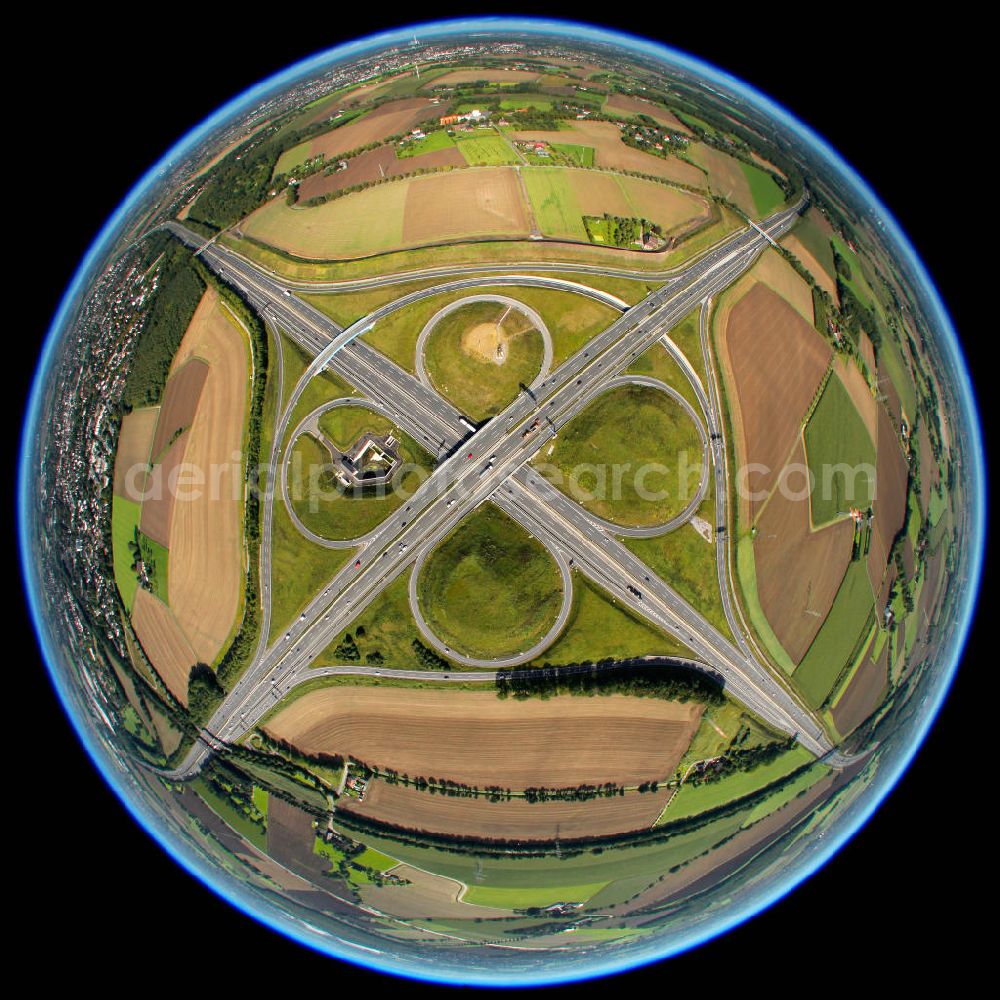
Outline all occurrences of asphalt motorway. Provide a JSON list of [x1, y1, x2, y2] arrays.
[[163, 202, 835, 776]]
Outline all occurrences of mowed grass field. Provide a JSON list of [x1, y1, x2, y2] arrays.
[[803, 371, 876, 527], [793, 559, 876, 709], [243, 168, 530, 260], [455, 134, 520, 165], [665, 745, 816, 821], [539, 384, 704, 527], [423, 301, 544, 420], [534, 574, 696, 665], [522, 167, 711, 242], [739, 160, 785, 217], [266, 685, 703, 788], [416, 505, 564, 659]]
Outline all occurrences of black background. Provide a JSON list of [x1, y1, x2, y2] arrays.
[[12, 5, 986, 991]]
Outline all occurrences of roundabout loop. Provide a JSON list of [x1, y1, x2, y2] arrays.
[[407, 512, 574, 668], [540, 373, 710, 538], [280, 397, 416, 549]]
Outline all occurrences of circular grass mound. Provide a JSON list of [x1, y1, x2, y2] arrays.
[[287, 406, 433, 541], [541, 384, 703, 528], [425, 301, 544, 421], [417, 505, 564, 659]]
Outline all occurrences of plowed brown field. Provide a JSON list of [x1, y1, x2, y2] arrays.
[[298, 144, 464, 201], [718, 282, 831, 518], [297, 98, 437, 162], [341, 780, 670, 840], [867, 402, 909, 593], [753, 440, 855, 663]]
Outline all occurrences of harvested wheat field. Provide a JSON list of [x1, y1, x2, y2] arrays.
[[266, 687, 702, 788], [866, 402, 909, 593], [166, 288, 250, 665], [782, 233, 837, 298], [604, 95, 691, 132], [749, 248, 815, 323], [113, 406, 159, 498], [717, 282, 831, 518], [753, 440, 855, 663], [138, 431, 190, 547], [341, 780, 671, 840], [131, 588, 197, 704], [401, 167, 530, 245], [245, 169, 530, 259], [149, 358, 208, 460]]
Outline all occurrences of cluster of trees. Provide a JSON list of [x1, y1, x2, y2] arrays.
[[495, 660, 725, 705], [523, 782, 624, 803], [583, 213, 658, 249], [124, 236, 205, 408], [685, 736, 796, 786], [412, 638, 451, 670], [187, 662, 225, 728], [334, 631, 361, 661]]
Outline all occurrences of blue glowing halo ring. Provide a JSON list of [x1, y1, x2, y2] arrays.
[[18, 15, 986, 987]]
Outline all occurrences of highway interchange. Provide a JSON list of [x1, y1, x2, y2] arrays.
[[163, 202, 847, 779]]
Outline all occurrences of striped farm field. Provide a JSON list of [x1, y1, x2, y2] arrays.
[[340, 780, 671, 841], [715, 281, 831, 520], [165, 289, 250, 665], [275, 98, 438, 174], [265, 686, 702, 789], [522, 166, 712, 242], [243, 168, 530, 259]]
